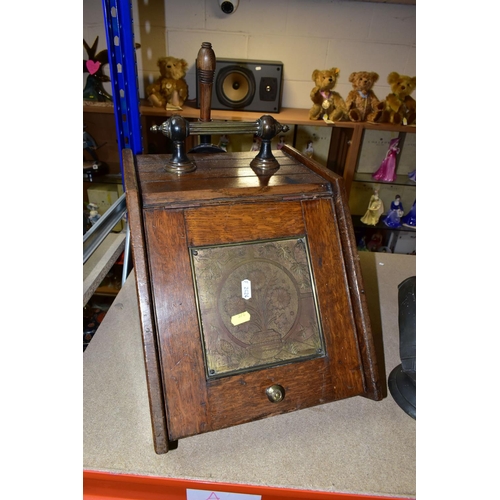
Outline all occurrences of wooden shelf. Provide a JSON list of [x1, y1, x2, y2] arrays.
[[353, 172, 417, 187], [83, 101, 416, 199], [84, 99, 332, 126], [352, 214, 416, 233], [84, 100, 416, 132]]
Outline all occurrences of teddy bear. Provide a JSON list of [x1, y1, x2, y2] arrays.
[[375, 72, 416, 125], [345, 71, 381, 122], [309, 68, 347, 122], [146, 56, 189, 108]]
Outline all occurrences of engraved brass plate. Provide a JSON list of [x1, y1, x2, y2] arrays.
[[190, 237, 325, 378]]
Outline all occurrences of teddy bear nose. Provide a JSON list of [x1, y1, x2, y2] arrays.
[[328, 77, 332, 82]]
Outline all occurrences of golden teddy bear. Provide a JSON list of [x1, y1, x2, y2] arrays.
[[345, 71, 381, 122], [309, 68, 347, 122], [146, 56, 189, 109], [375, 71, 416, 125]]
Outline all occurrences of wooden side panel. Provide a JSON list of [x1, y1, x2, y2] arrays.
[[143, 209, 209, 441], [301, 199, 365, 400], [330, 178, 383, 400], [121, 148, 170, 454], [281, 144, 382, 400]]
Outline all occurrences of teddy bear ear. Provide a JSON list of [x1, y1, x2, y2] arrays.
[[348, 72, 356, 83], [410, 76, 416, 87], [331, 68, 340, 76], [387, 72, 400, 84], [371, 72, 379, 82]]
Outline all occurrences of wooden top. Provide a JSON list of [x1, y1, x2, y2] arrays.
[[132, 149, 333, 208]]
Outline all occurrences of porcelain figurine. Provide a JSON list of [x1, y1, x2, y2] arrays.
[[402, 200, 416, 228], [250, 136, 261, 152], [304, 140, 314, 158], [384, 195, 404, 228], [372, 137, 400, 182], [360, 189, 384, 226]]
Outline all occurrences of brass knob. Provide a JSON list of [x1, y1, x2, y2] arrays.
[[266, 384, 285, 403]]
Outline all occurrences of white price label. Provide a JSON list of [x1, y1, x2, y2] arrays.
[[241, 279, 251, 300]]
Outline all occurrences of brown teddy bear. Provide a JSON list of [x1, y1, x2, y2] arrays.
[[309, 68, 347, 122], [375, 72, 416, 125], [146, 56, 189, 108], [345, 71, 381, 122]]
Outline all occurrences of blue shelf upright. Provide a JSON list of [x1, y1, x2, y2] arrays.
[[100, 0, 143, 283], [101, 0, 143, 178]]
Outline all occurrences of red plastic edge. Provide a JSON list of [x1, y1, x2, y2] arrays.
[[83, 470, 414, 500]]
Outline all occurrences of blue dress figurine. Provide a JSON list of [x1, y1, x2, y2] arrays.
[[384, 195, 404, 228], [402, 200, 416, 228]]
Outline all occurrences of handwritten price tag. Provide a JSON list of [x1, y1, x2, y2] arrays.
[[230, 311, 251, 326]]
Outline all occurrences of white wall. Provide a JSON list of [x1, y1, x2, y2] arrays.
[[83, 0, 416, 109]]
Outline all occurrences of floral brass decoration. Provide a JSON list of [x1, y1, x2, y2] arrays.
[[190, 237, 325, 378]]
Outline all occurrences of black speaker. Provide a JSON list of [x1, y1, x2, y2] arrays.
[[196, 58, 283, 113]]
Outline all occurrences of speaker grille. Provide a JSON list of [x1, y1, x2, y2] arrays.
[[196, 58, 283, 113], [216, 66, 256, 108]]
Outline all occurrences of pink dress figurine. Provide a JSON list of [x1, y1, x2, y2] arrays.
[[372, 137, 400, 182]]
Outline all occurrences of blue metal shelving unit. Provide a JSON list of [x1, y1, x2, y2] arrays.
[[101, 0, 143, 175], [99, 0, 143, 283]]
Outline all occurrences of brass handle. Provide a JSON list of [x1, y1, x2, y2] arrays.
[[150, 115, 289, 172], [266, 384, 285, 403]]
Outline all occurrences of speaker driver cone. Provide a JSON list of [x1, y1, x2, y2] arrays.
[[216, 66, 256, 109]]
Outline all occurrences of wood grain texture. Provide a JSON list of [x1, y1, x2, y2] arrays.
[[122, 148, 170, 454], [142, 179, 328, 208], [126, 145, 383, 448], [138, 164, 310, 183], [196, 42, 216, 124], [301, 199, 365, 400], [329, 179, 382, 400], [281, 145, 382, 400], [184, 202, 305, 247], [143, 209, 210, 441], [135, 151, 330, 208], [206, 357, 334, 430]]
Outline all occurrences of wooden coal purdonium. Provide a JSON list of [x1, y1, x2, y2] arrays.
[[122, 43, 382, 454]]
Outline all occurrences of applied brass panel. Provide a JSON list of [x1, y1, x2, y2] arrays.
[[190, 237, 325, 378]]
